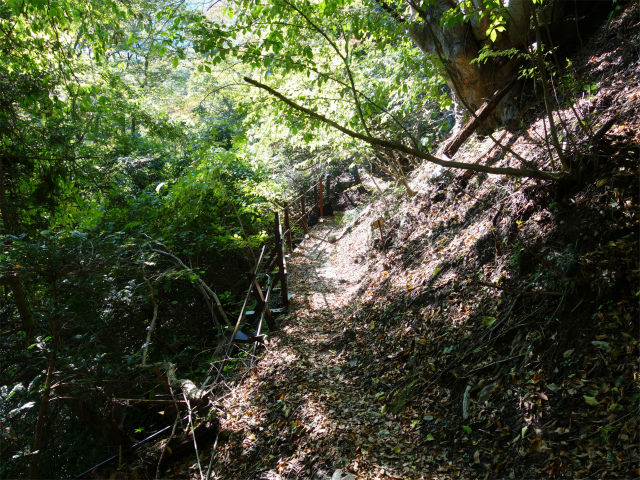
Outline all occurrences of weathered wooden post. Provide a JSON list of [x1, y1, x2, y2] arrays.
[[252, 276, 275, 330], [372, 218, 386, 257], [283, 202, 293, 251], [313, 182, 318, 209], [274, 212, 288, 307], [319, 176, 324, 217]]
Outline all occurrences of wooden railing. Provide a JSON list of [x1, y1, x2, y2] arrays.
[[281, 175, 327, 249], [75, 176, 330, 479], [216, 176, 328, 371]]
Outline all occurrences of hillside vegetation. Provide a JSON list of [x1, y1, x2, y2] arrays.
[[0, 0, 638, 479], [115, 4, 638, 479]]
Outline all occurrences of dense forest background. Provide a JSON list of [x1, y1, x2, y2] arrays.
[[1, 0, 637, 478]]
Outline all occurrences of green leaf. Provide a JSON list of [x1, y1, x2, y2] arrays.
[[481, 316, 497, 326], [462, 425, 472, 434], [426, 433, 435, 441], [584, 396, 599, 406], [433, 267, 441, 276], [172, 57, 179, 68]]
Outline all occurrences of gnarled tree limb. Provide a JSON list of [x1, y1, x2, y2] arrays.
[[243, 77, 564, 181]]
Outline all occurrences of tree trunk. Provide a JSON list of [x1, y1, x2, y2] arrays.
[[0, 156, 35, 341], [403, 0, 529, 129], [28, 348, 56, 479], [397, 0, 610, 134], [0, 274, 35, 340]]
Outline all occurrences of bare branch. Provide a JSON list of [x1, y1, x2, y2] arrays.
[[244, 77, 564, 181]]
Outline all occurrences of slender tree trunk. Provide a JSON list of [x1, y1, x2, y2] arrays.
[[28, 344, 57, 479], [1, 275, 35, 339], [0, 156, 35, 340]]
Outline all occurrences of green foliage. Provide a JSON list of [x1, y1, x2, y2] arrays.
[[0, 0, 283, 476], [188, 0, 452, 184], [440, 0, 507, 41], [471, 45, 521, 66], [4, 0, 583, 474]]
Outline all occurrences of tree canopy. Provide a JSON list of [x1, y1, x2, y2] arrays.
[[0, 0, 625, 477]]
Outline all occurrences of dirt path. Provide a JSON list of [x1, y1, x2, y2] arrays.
[[288, 216, 366, 317], [210, 216, 426, 480]]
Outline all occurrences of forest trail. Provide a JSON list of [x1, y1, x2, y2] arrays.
[[208, 216, 424, 479], [287, 216, 369, 322]]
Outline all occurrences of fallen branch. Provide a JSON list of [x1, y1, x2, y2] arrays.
[[244, 77, 564, 181], [443, 75, 518, 158], [151, 248, 232, 328], [592, 114, 619, 143], [464, 354, 526, 377], [164, 362, 209, 403], [475, 281, 563, 296]]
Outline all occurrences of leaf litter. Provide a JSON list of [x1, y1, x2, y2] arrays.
[[137, 7, 639, 479]]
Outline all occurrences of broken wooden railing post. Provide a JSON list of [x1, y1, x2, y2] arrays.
[[274, 211, 289, 307], [252, 276, 275, 330], [252, 274, 265, 319], [319, 176, 324, 217], [283, 202, 293, 251]]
